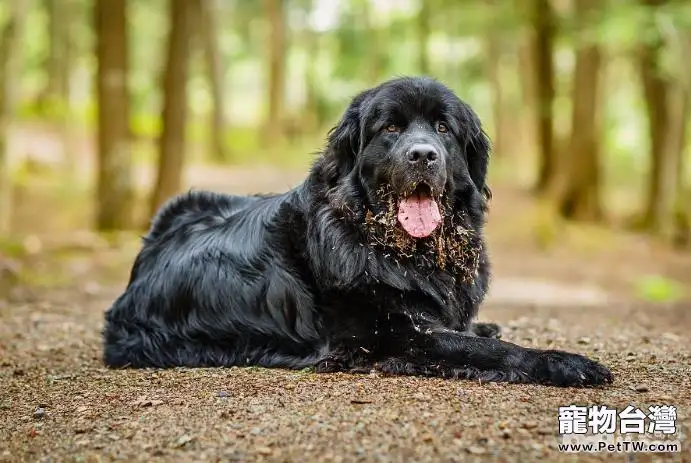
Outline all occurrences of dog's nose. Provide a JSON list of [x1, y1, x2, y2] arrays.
[[407, 144, 439, 165]]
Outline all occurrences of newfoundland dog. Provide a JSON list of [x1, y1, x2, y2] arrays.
[[103, 77, 613, 387]]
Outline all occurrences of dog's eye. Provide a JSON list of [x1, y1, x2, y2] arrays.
[[384, 125, 401, 133], [437, 122, 449, 133]]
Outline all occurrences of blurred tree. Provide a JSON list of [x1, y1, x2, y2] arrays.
[[0, 0, 29, 235], [49, 0, 79, 174], [262, 0, 286, 146], [298, 0, 324, 133], [516, 10, 538, 163], [418, 0, 431, 75], [636, 0, 690, 240], [195, 0, 229, 162], [672, 30, 691, 246], [530, 0, 557, 193], [362, 0, 385, 84], [95, 0, 134, 230], [38, 0, 72, 111], [552, 0, 604, 220], [151, 0, 196, 215], [484, 0, 509, 159], [303, 29, 319, 132]]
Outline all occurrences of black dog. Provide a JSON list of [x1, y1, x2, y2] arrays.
[[103, 77, 613, 387]]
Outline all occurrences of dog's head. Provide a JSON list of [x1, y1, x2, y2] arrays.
[[318, 77, 491, 240]]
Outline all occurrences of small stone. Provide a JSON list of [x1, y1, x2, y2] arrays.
[[577, 337, 591, 345], [522, 421, 538, 430], [501, 430, 512, 439], [256, 446, 273, 456], [413, 392, 430, 401], [216, 391, 229, 398], [466, 445, 486, 455], [130, 396, 151, 407], [174, 434, 194, 448], [33, 407, 46, 419], [634, 385, 649, 393]]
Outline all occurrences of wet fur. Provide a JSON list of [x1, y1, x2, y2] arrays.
[[103, 77, 613, 387]]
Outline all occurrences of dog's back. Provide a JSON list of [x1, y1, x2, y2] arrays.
[[146, 190, 261, 243], [102, 188, 323, 369]]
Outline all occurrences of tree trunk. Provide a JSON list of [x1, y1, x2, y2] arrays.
[[38, 0, 63, 108], [418, 0, 431, 75], [150, 0, 195, 215], [0, 0, 29, 235], [530, 0, 557, 193], [657, 83, 688, 241], [517, 34, 537, 163], [553, 0, 603, 221], [95, 0, 133, 231], [262, 0, 286, 146], [638, 34, 668, 230], [363, 1, 384, 84], [672, 33, 690, 246], [635, 0, 690, 243], [303, 25, 320, 133], [59, 0, 78, 174], [485, 11, 507, 159], [197, 0, 229, 162]]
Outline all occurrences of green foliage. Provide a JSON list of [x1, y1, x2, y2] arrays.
[[0, 237, 27, 259], [634, 275, 686, 303]]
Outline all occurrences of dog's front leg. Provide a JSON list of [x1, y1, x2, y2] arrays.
[[376, 314, 613, 387]]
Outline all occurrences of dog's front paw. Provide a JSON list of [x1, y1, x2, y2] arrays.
[[470, 322, 502, 339], [315, 357, 345, 373], [531, 350, 613, 387]]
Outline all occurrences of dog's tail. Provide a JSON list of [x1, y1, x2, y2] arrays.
[[145, 190, 242, 242]]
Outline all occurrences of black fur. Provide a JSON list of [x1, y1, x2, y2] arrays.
[[103, 77, 613, 387]]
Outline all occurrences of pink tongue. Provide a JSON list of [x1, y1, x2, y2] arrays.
[[397, 194, 442, 238]]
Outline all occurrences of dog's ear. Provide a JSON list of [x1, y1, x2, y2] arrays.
[[464, 113, 492, 197], [319, 89, 374, 184]]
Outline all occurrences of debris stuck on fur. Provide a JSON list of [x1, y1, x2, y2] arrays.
[[363, 185, 482, 282]]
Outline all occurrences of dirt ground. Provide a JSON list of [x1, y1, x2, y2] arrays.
[[1, 165, 690, 462]]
